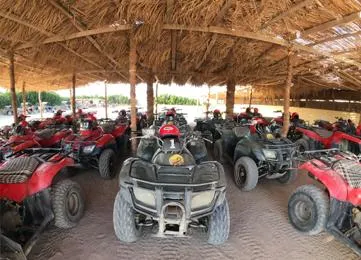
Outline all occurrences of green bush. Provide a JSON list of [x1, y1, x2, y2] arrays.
[[156, 95, 197, 105], [0, 91, 63, 109], [108, 95, 130, 105]]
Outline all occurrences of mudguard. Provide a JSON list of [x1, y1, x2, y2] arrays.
[[0, 156, 74, 202], [233, 137, 264, 163]]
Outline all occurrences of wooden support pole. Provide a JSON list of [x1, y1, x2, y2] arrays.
[[226, 80, 235, 119], [72, 73, 76, 115], [38, 91, 43, 118], [104, 81, 108, 119], [8, 52, 18, 123], [155, 80, 159, 117], [146, 75, 154, 123], [206, 85, 211, 119], [249, 86, 253, 108], [22, 81, 26, 115], [129, 38, 137, 132], [281, 49, 294, 138]]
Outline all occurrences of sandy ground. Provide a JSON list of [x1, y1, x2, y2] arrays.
[[27, 148, 359, 260]]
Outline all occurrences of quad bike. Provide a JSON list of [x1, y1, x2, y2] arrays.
[[63, 116, 121, 179], [214, 123, 297, 191], [194, 110, 225, 143], [0, 148, 85, 259], [126, 107, 148, 131], [113, 125, 229, 245], [0, 124, 71, 162], [292, 125, 361, 155], [315, 118, 356, 134], [288, 149, 361, 256]]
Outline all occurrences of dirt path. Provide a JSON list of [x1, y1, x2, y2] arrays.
[[30, 157, 358, 260]]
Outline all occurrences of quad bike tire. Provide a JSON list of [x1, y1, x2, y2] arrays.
[[295, 137, 310, 152], [113, 191, 141, 243], [99, 149, 116, 179], [213, 139, 224, 163], [52, 179, 85, 229], [288, 185, 329, 235], [234, 156, 258, 191], [278, 160, 298, 184], [207, 199, 230, 245]]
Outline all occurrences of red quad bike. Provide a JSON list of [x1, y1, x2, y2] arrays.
[[288, 149, 361, 256], [0, 124, 72, 162], [64, 116, 122, 179], [293, 125, 361, 155], [0, 148, 85, 259]]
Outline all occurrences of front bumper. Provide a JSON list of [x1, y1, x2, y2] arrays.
[[120, 175, 226, 237]]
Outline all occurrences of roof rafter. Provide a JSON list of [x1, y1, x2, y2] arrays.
[[0, 10, 105, 71], [309, 30, 361, 46], [47, 0, 128, 81], [166, 0, 177, 71], [302, 11, 361, 36], [261, 0, 315, 29], [194, 0, 235, 71]]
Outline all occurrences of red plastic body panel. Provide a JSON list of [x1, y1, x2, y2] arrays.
[[296, 127, 361, 148], [37, 129, 72, 147], [96, 133, 115, 147], [111, 124, 128, 139], [0, 156, 74, 202], [300, 160, 361, 206]]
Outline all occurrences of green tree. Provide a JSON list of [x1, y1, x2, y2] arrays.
[[156, 95, 197, 105]]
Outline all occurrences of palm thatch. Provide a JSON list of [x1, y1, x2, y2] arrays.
[[0, 0, 360, 96]]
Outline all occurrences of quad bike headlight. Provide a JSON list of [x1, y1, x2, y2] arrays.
[[262, 149, 277, 160], [82, 145, 96, 154], [191, 190, 215, 210], [133, 187, 156, 208]]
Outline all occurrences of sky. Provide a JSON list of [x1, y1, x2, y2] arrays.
[[55, 81, 226, 107]]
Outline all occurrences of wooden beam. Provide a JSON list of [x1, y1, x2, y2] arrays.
[[48, 0, 128, 81], [16, 24, 131, 50], [146, 75, 154, 122], [194, 0, 235, 71], [0, 10, 105, 71], [166, 0, 177, 71], [8, 52, 18, 123], [261, 0, 314, 29], [302, 11, 361, 36]]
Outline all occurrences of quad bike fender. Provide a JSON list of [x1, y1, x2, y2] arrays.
[[13, 139, 40, 153], [95, 133, 116, 148], [0, 157, 74, 202], [111, 125, 128, 139], [331, 131, 361, 145], [295, 127, 324, 143], [299, 160, 348, 201], [234, 138, 264, 163]]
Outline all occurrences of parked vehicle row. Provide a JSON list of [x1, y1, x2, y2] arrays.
[[2, 107, 361, 258]]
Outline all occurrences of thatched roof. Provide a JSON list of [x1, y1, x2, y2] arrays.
[[0, 0, 361, 94]]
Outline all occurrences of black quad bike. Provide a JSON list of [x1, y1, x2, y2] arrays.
[[194, 117, 225, 143], [113, 130, 229, 245], [214, 125, 297, 191]]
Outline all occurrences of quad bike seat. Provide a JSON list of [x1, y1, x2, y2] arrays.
[[0, 157, 40, 184], [313, 128, 333, 138], [35, 129, 57, 139], [233, 126, 250, 138], [101, 123, 115, 134], [332, 159, 361, 189]]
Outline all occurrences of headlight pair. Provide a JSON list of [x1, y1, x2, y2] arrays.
[[133, 187, 215, 211]]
